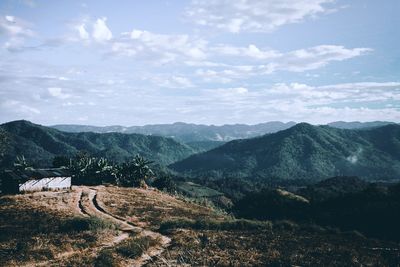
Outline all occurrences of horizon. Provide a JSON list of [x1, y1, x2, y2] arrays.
[[1, 1, 400, 125], [1, 118, 398, 128]]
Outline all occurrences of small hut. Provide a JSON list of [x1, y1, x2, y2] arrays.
[[0, 168, 71, 194]]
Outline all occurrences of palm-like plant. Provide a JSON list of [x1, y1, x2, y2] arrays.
[[69, 153, 114, 185], [114, 155, 154, 187], [14, 155, 31, 170]]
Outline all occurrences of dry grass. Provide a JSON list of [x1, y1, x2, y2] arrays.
[[97, 186, 226, 230], [0, 190, 118, 266], [149, 227, 400, 266], [1, 186, 399, 266]]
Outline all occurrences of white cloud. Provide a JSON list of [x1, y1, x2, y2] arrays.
[[111, 29, 207, 63], [5, 16, 15, 23], [186, 0, 335, 33], [196, 45, 371, 82], [346, 148, 363, 164], [212, 44, 281, 59], [282, 45, 372, 72], [76, 23, 89, 40], [47, 87, 70, 99], [92, 17, 112, 42], [0, 15, 34, 37], [1, 99, 40, 115], [147, 75, 194, 88]]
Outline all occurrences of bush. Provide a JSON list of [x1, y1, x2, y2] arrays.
[[159, 218, 273, 232], [116, 236, 158, 259], [274, 220, 298, 231], [95, 249, 118, 267], [152, 175, 176, 192], [59, 217, 114, 233]]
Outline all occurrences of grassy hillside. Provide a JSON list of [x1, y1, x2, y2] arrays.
[[170, 123, 400, 181], [2, 185, 398, 266], [0, 120, 196, 168]]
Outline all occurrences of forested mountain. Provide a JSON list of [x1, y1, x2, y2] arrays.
[[52, 121, 396, 143], [51, 121, 297, 142], [170, 123, 400, 181], [327, 121, 396, 129], [0, 120, 196, 168]]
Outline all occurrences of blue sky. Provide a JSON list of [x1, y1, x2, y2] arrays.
[[0, 0, 399, 125]]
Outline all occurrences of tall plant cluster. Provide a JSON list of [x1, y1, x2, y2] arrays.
[[59, 152, 154, 187]]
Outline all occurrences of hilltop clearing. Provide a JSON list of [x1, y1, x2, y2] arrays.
[[0, 186, 399, 266]]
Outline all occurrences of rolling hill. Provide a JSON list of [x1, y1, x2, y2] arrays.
[[327, 121, 396, 129], [0, 120, 196, 168], [51, 121, 396, 143], [51, 121, 297, 142], [170, 123, 400, 181]]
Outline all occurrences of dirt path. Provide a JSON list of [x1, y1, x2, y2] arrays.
[[79, 186, 171, 266], [23, 186, 171, 267]]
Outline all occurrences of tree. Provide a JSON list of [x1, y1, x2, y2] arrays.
[[0, 129, 9, 157], [152, 175, 176, 192], [114, 155, 154, 187], [53, 155, 70, 168], [14, 155, 32, 170], [69, 152, 114, 185]]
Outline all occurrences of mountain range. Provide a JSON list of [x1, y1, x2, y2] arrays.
[[51, 121, 297, 142], [2, 120, 400, 182], [51, 121, 395, 143], [0, 120, 196, 168], [170, 123, 400, 181]]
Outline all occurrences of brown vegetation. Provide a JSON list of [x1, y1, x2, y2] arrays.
[[1, 185, 399, 266]]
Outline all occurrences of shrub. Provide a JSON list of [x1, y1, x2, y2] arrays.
[[274, 220, 298, 231], [59, 217, 114, 233], [116, 236, 158, 259], [95, 249, 118, 267], [159, 218, 273, 232]]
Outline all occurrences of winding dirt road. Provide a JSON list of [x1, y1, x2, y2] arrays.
[[24, 186, 171, 267], [76, 186, 171, 266]]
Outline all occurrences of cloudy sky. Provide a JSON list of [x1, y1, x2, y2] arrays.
[[0, 0, 399, 126]]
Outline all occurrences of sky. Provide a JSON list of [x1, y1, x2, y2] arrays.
[[0, 0, 399, 126]]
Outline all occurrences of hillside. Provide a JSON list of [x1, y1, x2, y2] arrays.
[[1, 185, 399, 266], [0, 120, 196, 168], [51, 121, 396, 143], [170, 123, 400, 181], [327, 121, 396, 129], [51, 121, 297, 142]]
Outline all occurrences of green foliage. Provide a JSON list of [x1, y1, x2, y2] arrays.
[[114, 155, 154, 187], [234, 189, 310, 221], [152, 174, 176, 192], [0, 120, 196, 168], [171, 123, 400, 181], [52, 155, 70, 168], [69, 153, 115, 185], [233, 180, 400, 241], [13, 155, 31, 170], [52, 121, 297, 143]]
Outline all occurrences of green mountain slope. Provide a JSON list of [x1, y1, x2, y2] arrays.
[[51, 121, 396, 143], [170, 123, 400, 181], [0, 120, 196, 168], [51, 121, 297, 142]]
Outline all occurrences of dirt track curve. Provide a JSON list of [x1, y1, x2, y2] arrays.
[[78, 186, 171, 266], [23, 186, 171, 267]]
